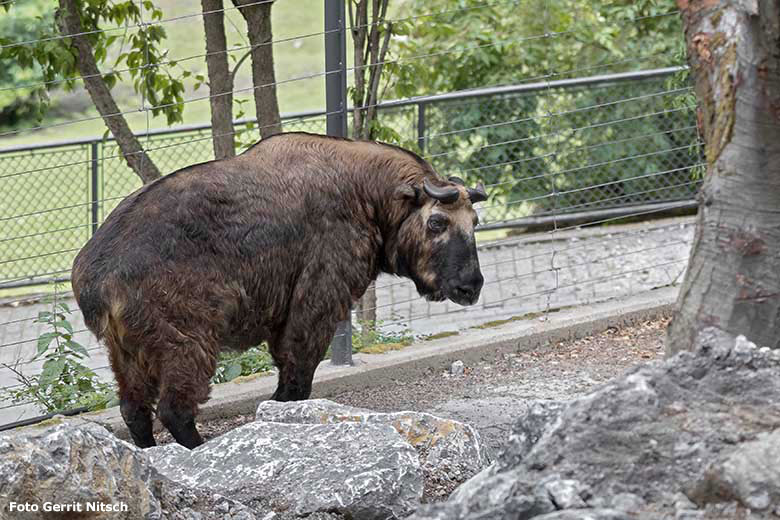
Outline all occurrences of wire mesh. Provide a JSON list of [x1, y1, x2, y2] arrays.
[[0, 0, 699, 427]]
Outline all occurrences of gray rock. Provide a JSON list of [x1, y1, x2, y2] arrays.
[[532, 510, 631, 520], [669, 492, 697, 511], [451, 360, 465, 375], [689, 429, 780, 511], [498, 400, 566, 472], [149, 420, 422, 519], [608, 492, 645, 512], [0, 418, 257, 520], [541, 476, 589, 509], [255, 399, 489, 484], [411, 471, 555, 520], [410, 327, 780, 519]]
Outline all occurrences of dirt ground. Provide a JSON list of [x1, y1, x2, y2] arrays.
[[171, 317, 670, 449]]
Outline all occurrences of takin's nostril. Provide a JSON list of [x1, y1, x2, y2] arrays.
[[455, 285, 476, 298]]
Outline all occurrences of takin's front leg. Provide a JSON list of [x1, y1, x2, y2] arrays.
[[269, 276, 352, 402]]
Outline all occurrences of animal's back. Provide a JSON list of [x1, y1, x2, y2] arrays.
[[71, 133, 346, 340]]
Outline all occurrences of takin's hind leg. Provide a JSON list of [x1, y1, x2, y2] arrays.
[[119, 384, 158, 448], [110, 348, 159, 448], [155, 344, 216, 449]]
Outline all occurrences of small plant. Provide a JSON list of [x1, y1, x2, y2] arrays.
[[2, 287, 115, 414], [351, 320, 414, 354], [212, 344, 274, 384]]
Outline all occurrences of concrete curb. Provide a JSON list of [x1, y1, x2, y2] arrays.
[[83, 286, 679, 439]]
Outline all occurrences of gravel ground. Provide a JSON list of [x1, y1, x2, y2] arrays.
[[173, 317, 670, 452]]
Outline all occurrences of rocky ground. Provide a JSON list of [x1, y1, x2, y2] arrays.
[[411, 327, 780, 520], [176, 317, 668, 455], [5, 319, 780, 519], [158, 317, 669, 502]]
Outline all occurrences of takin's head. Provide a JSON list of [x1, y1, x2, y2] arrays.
[[393, 176, 488, 306]]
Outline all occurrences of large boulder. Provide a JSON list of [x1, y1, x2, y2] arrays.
[[148, 420, 423, 519], [255, 399, 489, 498], [412, 329, 780, 519], [0, 418, 256, 520]]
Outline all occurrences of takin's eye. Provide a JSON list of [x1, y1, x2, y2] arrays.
[[427, 215, 449, 234]]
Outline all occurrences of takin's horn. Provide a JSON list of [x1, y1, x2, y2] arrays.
[[423, 179, 460, 204], [467, 183, 488, 204], [447, 176, 465, 185]]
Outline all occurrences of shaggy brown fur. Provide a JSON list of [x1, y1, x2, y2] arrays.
[[71, 132, 484, 448]]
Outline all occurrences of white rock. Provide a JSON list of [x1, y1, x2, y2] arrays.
[[255, 399, 489, 479], [451, 360, 465, 375], [148, 420, 423, 519], [0, 418, 257, 519]]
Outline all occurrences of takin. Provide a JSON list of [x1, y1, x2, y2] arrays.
[[71, 132, 487, 448]]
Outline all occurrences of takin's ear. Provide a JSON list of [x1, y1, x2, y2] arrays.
[[393, 184, 422, 205]]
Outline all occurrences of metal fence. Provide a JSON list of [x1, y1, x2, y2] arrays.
[[0, 67, 698, 286], [0, 0, 700, 427]]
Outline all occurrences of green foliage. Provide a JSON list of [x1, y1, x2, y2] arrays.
[[351, 320, 414, 353], [0, 0, 187, 127], [2, 288, 115, 414], [0, 0, 55, 128], [388, 0, 681, 97], [385, 0, 691, 218], [212, 345, 274, 384]]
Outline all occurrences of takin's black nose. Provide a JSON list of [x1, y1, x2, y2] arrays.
[[451, 271, 484, 305]]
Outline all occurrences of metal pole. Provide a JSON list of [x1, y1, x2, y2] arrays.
[[325, 0, 353, 365], [90, 141, 99, 236], [417, 102, 426, 152], [325, 0, 348, 137]]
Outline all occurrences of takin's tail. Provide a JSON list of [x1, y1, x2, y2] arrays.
[[72, 279, 110, 340]]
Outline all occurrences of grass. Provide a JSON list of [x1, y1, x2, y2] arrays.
[[472, 306, 571, 329], [2, 0, 329, 148], [424, 330, 459, 341]]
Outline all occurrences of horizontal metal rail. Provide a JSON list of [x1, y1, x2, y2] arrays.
[[0, 66, 682, 155], [477, 200, 698, 231]]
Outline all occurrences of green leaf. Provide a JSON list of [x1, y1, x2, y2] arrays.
[[224, 362, 242, 382], [65, 340, 89, 358], [39, 357, 66, 387], [53, 320, 74, 334], [35, 332, 59, 358]]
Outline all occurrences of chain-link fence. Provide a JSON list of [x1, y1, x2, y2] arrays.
[[0, 1, 700, 428], [0, 68, 698, 286]]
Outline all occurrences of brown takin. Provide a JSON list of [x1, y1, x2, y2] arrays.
[[71, 132, 487, 449]]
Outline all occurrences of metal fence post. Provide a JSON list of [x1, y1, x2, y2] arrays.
[[417, 102, 426, 152], [90, 140, 99, 236], [325, 0, 353, 366]]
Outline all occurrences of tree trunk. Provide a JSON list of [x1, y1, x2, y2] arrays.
[[201, 0, 235, 160], [231, 0, 282, 138], [349, 0, 392, 331], [666, 0, 780, 355], [57, 0, 161, 184]]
